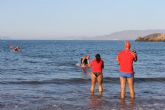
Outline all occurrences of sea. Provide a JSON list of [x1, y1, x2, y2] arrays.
[[0, 40, 165, 110]]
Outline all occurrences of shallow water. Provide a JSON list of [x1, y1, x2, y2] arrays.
[[0, 40, 165, 110]]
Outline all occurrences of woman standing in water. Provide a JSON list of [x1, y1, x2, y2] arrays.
[[116, 41, 137, 99], [90, 54, 104, 95]]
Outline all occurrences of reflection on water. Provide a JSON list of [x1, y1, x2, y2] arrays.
[[119, 98, 135, 110], [89, 93, 103, 109], [89, 92, 136, 110]]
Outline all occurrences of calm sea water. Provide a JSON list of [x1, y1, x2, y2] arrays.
[[0, 40, 165, 110]]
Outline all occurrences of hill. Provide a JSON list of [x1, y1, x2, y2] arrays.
[[135, 33, 165, 42]]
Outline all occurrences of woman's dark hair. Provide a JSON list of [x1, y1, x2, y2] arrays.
[[95, 54, 101, 62]]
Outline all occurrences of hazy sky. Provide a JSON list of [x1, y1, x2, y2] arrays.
[[0, 0, 165, 39]]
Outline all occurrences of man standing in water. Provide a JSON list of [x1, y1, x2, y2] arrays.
[[116, 41, 137, 99], [90, 54, 104, 95]]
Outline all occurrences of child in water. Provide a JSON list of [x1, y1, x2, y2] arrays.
[[80, 55, 90, 74]]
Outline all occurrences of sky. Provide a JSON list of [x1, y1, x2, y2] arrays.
[[0, 0, 165, 40]]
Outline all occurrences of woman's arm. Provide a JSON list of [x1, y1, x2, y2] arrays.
[[116, 56, 120, 65]]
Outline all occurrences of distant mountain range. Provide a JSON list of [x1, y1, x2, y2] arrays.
[[1, 29, 165, 40], [93, 29, 165, 40]]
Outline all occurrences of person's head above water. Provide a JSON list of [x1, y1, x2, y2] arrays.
[[86, 55, 90, 59], [95, 54, 101, 61], [125, 41, 131, 50]]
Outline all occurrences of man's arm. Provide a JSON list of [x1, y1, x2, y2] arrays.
[[134, 54, 137, 62], [131, 50, 137, 62]]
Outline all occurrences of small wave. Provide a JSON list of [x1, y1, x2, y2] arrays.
[[0, 78, 90, 85], [104, 77, 165, 83], [0, 77, 165, 85], [24, 60, 39, 64]]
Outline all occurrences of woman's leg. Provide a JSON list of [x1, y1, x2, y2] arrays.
[[127, 77, 135, 98], [120, 77, 126, 99], [97, 74, 103, 93], [90, 73, 97, 93]]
